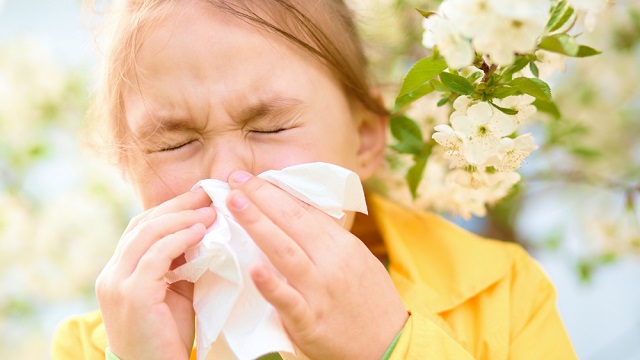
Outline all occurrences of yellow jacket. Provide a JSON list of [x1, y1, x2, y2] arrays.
[[51, 195, 577, 359]]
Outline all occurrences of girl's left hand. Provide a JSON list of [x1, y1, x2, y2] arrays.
[[226, 171, 409, 360]]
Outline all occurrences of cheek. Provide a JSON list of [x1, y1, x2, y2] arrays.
[[253, 124, 359, 173], [127, 154, 202, 209]]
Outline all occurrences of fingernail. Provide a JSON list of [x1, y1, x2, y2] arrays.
[[253, 266, 269, 282], [196, 207, 212, 214], [191, 185, 204, 192], [231, 171, 251, 184], [230, 192, 249, 210]]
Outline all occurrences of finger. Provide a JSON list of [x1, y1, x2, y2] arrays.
[[116, 207, 216, 276], [227, 190, 316, 284], [228, 171, 334, 254], [144, 187, 213, 222], [251, 263, 312, 332], [132, 223, 207, 291], [113, 189, 213, 259]]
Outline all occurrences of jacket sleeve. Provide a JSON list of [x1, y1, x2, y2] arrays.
[[508, 247, 578, 359], [389, 311, 474, 360], [51, 312, 106, 360]]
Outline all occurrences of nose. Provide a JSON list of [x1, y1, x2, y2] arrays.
[[204, 137, 256, 182]]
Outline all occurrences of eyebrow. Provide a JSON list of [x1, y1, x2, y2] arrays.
[[133, 96, 305, 140], [133, 114, 196, 141], [235, 96, 305, 126]]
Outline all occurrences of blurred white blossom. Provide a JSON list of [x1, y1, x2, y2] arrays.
[[532, 50, 567, 80], [568, 0, 612, 31], [493, 94, 537, 125], [0, 38, 136, 359], [422, 15, 474, 69], [439, 0, 550, 65]]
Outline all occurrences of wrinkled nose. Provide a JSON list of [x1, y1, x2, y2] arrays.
[[204, 138, 255, 183]]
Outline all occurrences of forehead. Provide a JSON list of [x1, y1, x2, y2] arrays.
[[124, 0, 340, 131]]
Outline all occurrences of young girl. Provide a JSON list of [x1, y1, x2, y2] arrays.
[[52, 0, 577, 359]]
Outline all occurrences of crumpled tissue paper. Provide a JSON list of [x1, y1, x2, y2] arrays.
[[164, 162, 368, 360]]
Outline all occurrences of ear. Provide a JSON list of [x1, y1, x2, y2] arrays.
[[355, 96, 389, 181]]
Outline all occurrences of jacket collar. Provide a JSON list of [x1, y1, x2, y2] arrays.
[[369, 193, 511, 314]]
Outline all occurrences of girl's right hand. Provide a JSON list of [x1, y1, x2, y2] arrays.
[[95, 188, 217, 360]]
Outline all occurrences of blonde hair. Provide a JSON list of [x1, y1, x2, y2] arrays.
[[90, 0, 386, 169]]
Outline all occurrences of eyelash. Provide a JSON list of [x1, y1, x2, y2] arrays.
[[156, 125, 290, 152], [158, 139, 195, 152], [251, 127, 287, 134]]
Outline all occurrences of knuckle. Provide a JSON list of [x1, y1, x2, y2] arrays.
[[245, 176, 267, 192], [275, 242, 300, 262], [94, 274, 108, 299], [145, 241, 167, 261], [281, 202, 307, 222], [124, 211, 148, 233], [95, 269, 119, 303], [134, 219, 155, 236]]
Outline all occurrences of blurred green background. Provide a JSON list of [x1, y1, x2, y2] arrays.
[[1, 0, 639, 359]]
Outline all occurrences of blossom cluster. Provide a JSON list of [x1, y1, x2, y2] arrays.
[[389, 0, 609, 218], [422, 0, 609, 68], [423, 0, 550, 67], [432, 95, 538, 171]]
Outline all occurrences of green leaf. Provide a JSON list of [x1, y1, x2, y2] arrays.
[[398, 57, 448, 97], [439, 72, 475, 95], [533, 99, 561, 119], [466, 71, 484, 83], [570, 146, 601, 159], [394, 57, 447, 111], [577, 260, 594, 283], [491, 86, 520, 99], [437, 97, 449, 107], [429, 79, 448, 92], [389, 115, 424, 155], [416, 8, 436, 19], [406, 157, 427, 199], [501, 56, 530, 80], [597, 252, 618, 265], [576, 45, 602, 57], [539, 34, 580, 56], [509, 77, 552, 102], [489, 101, 519, 115], [546, 0, 575, 32], [539, 34, 602, 57], [393, 83, 435, 112], [529, 62, 540, 78]]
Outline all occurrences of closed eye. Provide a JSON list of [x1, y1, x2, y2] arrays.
[[157, 139, 195, 152], [250, 127, 288, 134]]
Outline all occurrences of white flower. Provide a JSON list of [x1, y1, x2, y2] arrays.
[[422, 15, 474, 69], [567, 0, 611, 32], [441, 0, 500, 38], [473, 16, 546, 65], [451, 95, 473, 116], [496, 133, 539, 171], [444, 169, 521, 219], [442, 0, 550, 65], [489, 0, 551, 20], [432, 124, 468, 167], [532, 50, 567, 79], [493, 94, 537, 124], [451, 101, 517, 165]]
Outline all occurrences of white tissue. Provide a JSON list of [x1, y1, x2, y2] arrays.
[[164, 162, 368, 360]]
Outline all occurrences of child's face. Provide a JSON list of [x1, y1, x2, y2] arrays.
[[123, 2, 384, 209]]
